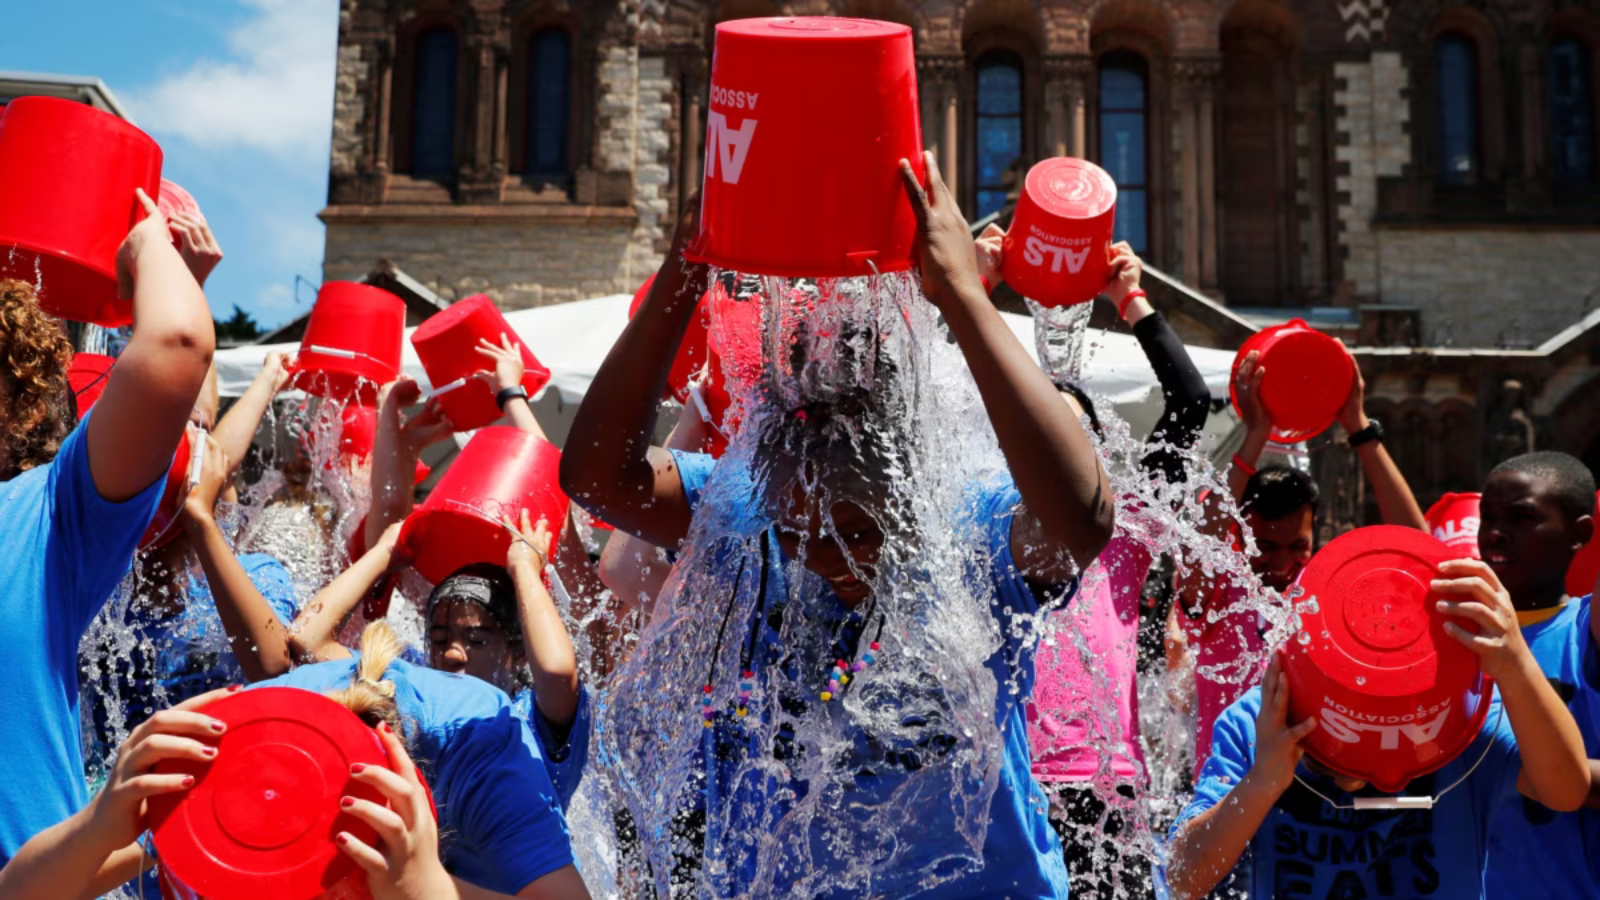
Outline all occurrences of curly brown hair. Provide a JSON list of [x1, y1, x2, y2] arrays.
[[0, 279, 74, 480]]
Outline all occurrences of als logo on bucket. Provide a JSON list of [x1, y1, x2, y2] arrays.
[[1319, 698, 1452, 750], [1433, 517, 1480, 547], [1022, 226, 1093, 275], [705, 87, 760, 185]]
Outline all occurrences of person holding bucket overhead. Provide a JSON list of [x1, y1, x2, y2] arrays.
[[0, 186, 216, 869], [1164, 526, 1591, 900], [1473, 452, 1600, 898], [1177, 344, 1429, 772]]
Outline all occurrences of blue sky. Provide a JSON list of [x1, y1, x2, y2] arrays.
[[2, 0, 339, 331]]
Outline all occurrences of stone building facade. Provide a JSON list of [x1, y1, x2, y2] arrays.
[[322, 0, 1600, 515]]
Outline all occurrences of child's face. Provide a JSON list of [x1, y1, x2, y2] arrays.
[[428, 600, 519, 693], [1479, 469, 1591, 606], [1302, 755, 1371, 793], [1245, 507, 1315, 592], [774, 483, 884, 607]]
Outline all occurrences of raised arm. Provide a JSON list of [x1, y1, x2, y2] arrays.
[[1339, 365, 1426, 530], [181, 435, 293, 681], [506, 512, 581, 730], [289, 524, 405, 663], [364, 378, 452, 552], [1116, 256, 1212, 486], [472, 334, 547, 439], [559, 198, 710, 550], [898, 153, 1113, 581], [90, 188, 215, 501], [212, 351, 290, 479]]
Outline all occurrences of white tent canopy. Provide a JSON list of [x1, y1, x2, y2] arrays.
[[215, 293, 1240, 449]]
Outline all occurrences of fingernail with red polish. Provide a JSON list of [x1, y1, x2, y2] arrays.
[[202, 747, 217, 758], [182, 776, 195, 788], [350, 763, 366, 775], [227, 684, 243, 693], [210, 720, 226, 733], [336, 833, 348, 846], [340, 796, 355, 809]]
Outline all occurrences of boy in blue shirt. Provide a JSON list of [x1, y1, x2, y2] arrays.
[[1474, 451, 1600, 897], [0, 188, 215, 866], [1165, 558, 1590, 900], [562, 157, 1116, 896]]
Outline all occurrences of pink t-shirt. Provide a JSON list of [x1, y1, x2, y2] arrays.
[[1026, 535, 1153, 784], [1181, 579, 1270, 776]]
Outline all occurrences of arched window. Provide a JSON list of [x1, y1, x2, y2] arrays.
[[1550, 37, 1595, 183], [1436, 33, 1480, 186], [412, 26, 459, 178], [974, 51, 1023, 220], [525, 28, 572, 178], [1098, 52, 1148, 254]]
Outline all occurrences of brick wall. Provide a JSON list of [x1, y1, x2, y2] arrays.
[[323, 220, 637, 309], [1333, 51, 1409, 299], [1375, 228, 1600, 348]]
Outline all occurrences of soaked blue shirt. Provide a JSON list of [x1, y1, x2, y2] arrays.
[[1174, 687, 1522, 900], [0, 413, 165, 866], [258, 656, 575, 893], [1483, 598, 1600, 899], [512, 683, 592, 811], [674, 450, 1072, 899]]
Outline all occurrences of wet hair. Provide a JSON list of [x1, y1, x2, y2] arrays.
[[426, 563, 521, 643], [1054, 378, 1104, 439], [1490, 452, 1597, 522], [0, 280, 74, 480], [1241, 465, 1321, 522], [326, 620, 407, 733]]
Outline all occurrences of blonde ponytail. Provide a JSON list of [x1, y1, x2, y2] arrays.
[[327, 621, 406, 732]]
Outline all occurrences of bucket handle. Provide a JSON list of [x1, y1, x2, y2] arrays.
[[1293, 699, 1505, 812], [303, 344, 388, 364], [428, 377, 474, 400]]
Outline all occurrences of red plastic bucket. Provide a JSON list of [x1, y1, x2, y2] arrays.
[[411, 294, 551, 431], [1425, 493, 1482, 560], [1285, 526, 1493, 793], [686, 18, 924, 278], [630, 275, 712, 404], [289, 283, 405, 403], [1001, 158, 1118, 307], [148, 687, 434, 900], [0, 96, 163, 327], [158, 179, 200, 220], [1230, 319, 1355, 444], [68, 352, 115, 414], [1566, 491, 1600, 598], [140, 427, 200, 551], [400, 427, 569, 585]]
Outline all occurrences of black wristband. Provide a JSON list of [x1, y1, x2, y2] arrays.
[[495, 385, 530, 410], [1348, 418, 1385, 448]]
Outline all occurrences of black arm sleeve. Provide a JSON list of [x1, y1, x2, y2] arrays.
[[1133, 311, 1212, 486]]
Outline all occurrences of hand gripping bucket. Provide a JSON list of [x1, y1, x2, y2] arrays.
[[1566, 491, 1600, 598], [1001, 158, 1119, 307], [1230, 318, 1355, 444], [399, 427, 570, 585], [1284, 526, 1493, 795], [1426, 493, 1482, 560], [0, 96, 163, 326], [288, 283, 405, 404], [148, 688, 437, 900], [630, 274, 713, 404], [411, 294, 551, 432], [687, 17, 924, 277]]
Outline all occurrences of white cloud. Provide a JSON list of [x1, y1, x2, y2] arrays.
[[128, 0, 338, 162], [254, 281, 304, 321]]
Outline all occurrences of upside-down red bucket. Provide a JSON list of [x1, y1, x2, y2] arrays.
[[148, 687, 436, 900], [1566, 491, 1600, 598], [411, 294, 551, 432], [400, 427, 569, 585], [630, 275, 712, 404], [1284, 526, 1493, 793], [289, 283, 405, 404], [0, 96, 163, 327], [1230, 319, 1355, 444], [1426, 493, 1482, 560], [1001, 158, 1118, 307], [140, 427, 202, 551], [68, 352, 115, 415], [687, 17, 924, 278]]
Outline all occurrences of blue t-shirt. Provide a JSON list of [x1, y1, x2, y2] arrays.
[[258, 657, 576, 894], [1173, 687, 1522, 900], [512, 683, 592, 811], [0, 413, 166, 866], [1483, 598, 1600, 899], [672, 450, 1072, 899], [158, 552, 298, 697]]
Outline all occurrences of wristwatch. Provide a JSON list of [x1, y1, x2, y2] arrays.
[[495, 385, 530, 410], [1348, 418, 1385, 448]]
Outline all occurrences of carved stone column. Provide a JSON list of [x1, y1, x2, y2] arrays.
[[917, 56, 963, 194], [458, 25, 507, 203], [1175, 58, 1221, 290], [1044, 56, 1091, 159]]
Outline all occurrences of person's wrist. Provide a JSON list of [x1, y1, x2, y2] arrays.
[[1242, 760, 1295, 801], [1341, 411, 1371, 434]]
